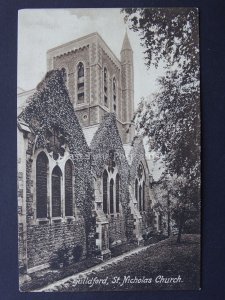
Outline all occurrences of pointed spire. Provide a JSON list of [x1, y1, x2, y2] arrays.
[[121, 31, 132, 52]]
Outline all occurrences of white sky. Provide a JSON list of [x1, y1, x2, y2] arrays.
[[18, 8, 166, 108]]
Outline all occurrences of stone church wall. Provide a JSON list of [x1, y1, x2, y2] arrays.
[[89, 106, 99, 125], [90, 40, 102, 106], [53, 46, 90, 107], [108, 215, 127, 245], [24, 149, 87, 270], [74, 107, 90, 127], [26, 221, 86, 269], [101, 49, 121, 115], [17, 128, 28, 272]]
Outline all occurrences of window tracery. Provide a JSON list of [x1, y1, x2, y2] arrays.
[[35, 143, 75, 221], [102, 151, 120, 215], [65, 160, 73, 216], [46, 127, 65, 160], [135, 163, 146, 212], [52, 166, 62, 218], [36, 152, 48, 218]]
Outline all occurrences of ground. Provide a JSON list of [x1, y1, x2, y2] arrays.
[[38, 234, 200, 292]]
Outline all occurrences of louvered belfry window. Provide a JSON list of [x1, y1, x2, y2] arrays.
[[52, 166, 62, 217], [65, 160, 73, 216], [104, 67, 108, 106], [36, 152, 48, 218], [77, 62, 84, 104]]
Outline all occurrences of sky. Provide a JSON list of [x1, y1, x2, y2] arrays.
[[18, 8, 166, 108]]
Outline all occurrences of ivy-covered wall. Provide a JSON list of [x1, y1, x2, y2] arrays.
[[129, 137, 155, 232], [18, 70, 96, 269], [27, 221, 86, 268], [90, 113, 135, 243]]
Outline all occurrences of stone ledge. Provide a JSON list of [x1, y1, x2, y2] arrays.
[[27, 263, 50, 274]]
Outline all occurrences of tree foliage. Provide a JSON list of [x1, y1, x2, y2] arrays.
[[122, 8, 200, 240], [122, 8, 199, 77]]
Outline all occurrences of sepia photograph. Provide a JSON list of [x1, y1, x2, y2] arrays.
[[17, 8, 201, 292]]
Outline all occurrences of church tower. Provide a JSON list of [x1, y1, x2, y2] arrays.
[[120, 32, 135, 143], [46, 32, 135, 145]]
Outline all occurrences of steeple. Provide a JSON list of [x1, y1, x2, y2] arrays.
[[120, 31, 134, 144], [121, 31, 132, 52]]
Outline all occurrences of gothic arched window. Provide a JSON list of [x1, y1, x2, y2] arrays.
[[103, 170, 108, 214], [36, 152, 48, 218], [77, 62, 85, 104], [113, 77, 117, 112], [116, 174, 120, 213], [52, 166, 62, 217], [110, 179, 114, 214], [78, 62, 84, 78], [158, 214, 162, 231], [143, 181, 145, 211], [104, 67, 108, 107], [135, 179, 138, 203], [135, 163, 146, 212], [139, 185, 142, 211], [65, 160, 73, 217]]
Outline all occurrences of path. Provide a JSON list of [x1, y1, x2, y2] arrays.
[[33, 242, 160, 292]]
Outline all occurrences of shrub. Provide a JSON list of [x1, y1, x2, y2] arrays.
[[72, 245, 83, 263], [142, 230, 154, 241], [184, 218, 200, 234], [50, 244, 71, 269], [92, 246, 102, 257]]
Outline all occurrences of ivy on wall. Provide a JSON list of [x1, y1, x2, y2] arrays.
[[90, 113, 134, 239], [129, 137, 156, 229], [129, 137, 148, 186], [19, 70, 95, 255]]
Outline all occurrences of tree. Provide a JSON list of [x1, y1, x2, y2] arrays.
[[122, 8, 199, 77], [122, 8, 200, 242]]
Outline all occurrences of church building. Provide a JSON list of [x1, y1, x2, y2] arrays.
[[17, 32, 156, 275]]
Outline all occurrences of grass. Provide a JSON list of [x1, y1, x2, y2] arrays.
[[110, 242, 137, 258], [56, 234, 200, 292], [20, 257, 102, 292]]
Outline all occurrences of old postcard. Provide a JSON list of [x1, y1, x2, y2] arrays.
[[17, 8, 200, 292]]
